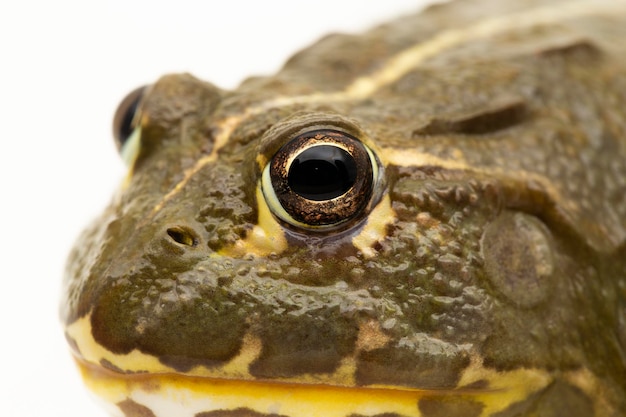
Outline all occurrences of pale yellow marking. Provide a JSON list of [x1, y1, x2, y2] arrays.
[[456, 354, 552, 417], [76, 360, 424, 417], [220, 186, 288, 257], [66, 315, 173, 374], [218, 332, 263, 378], [148, 113, 245, 216], [344, 0, 626, 99], [565, 368, 616, 417], [356, 319, 392, 352], [256, 153, 269, 172], [416, 212, 441, 229], [120, 127, 143, 190], [352, 195, 395, 258], [381, 146, 583, 225], [380, 147, 472, 171]]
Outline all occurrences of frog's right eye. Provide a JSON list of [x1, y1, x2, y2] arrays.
[[261, 129, 379, 231], [112, 86, 146, 163]]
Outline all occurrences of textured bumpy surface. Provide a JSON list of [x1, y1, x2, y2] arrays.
[[62, 0, 626, 416]]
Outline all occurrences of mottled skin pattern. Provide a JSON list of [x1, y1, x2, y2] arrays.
[[61, 0, 626, 416]]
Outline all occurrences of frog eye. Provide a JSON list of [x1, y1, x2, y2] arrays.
[[112, 86, 146, 164], [262, 129, 378, 230]]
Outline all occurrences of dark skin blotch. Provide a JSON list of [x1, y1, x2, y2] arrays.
[[117, 399, 157, 417], [356, 346, 469, 388], [91, 283, 248, 372], [492, 380, 594, 417], [249, 312, 358, 378], [196, 409, 288, 417], [460, 379, 490, 390], [412, 96, 527, 136], [349, 414, 407, 417], [418, 395, 484, 417], [536, 39, 602, 58]]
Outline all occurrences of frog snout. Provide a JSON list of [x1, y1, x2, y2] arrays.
[[141, 223, 212, 271]]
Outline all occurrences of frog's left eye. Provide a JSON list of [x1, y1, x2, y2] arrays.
[[112, 86, 146, 149], [262, 129, 378, 230], [112, 86, 146, 165]]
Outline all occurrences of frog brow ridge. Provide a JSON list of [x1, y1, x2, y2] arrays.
[[412, 97, 528, 136]]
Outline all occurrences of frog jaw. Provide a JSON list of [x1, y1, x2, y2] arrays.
[[75, 355, 559, 417], [69, 310, 603, 417], [67, 310, 557, 417]]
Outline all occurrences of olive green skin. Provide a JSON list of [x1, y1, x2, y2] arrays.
[[62, 0, 626, 415]]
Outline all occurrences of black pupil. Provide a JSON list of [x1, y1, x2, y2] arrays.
[[288, 145, 357, 201]]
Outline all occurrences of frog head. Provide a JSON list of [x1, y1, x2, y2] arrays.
[[61, 2, 626, 416]]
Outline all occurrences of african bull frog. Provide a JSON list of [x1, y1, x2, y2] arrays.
[[61, 0, 626, 416]]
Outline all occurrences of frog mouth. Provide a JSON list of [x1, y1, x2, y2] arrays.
[[75, 355, 552, 417]]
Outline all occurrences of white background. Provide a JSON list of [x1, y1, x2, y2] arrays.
[[1, 1, 436, 415]]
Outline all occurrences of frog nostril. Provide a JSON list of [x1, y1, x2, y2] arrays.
[[166, 226, 199, 247]]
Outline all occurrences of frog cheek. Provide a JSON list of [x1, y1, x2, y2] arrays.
[[480, 210, 555, 308]]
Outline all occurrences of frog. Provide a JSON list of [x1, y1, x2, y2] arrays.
[[60, 0, 626, 416]]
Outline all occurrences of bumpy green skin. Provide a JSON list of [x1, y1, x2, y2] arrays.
[[62, 0, 626, 415]]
